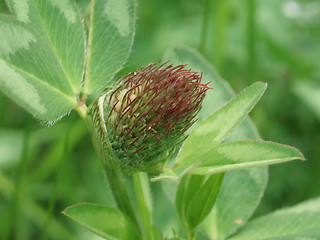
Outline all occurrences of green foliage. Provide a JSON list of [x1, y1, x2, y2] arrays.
[[177, 81, 267, 162], [63, 203, 141, 240], [152, 48, 303, 183], [0, 0, 318, 240], [176, 174, 224, 232], [186, 140, 304, 175], [229, 197, 320, 240], [0, 14, 78, 121], [6, 0, 86, 92], [83, 0, 136, 98], [0, 171, 74, 239], [166, 47, 269, 240], [0, 0, 135, 121], [209, 168, 268, 239]]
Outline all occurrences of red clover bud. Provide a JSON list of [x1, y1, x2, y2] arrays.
[[90, 62, 210, 173]]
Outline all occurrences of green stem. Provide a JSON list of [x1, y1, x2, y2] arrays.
[[81, 0, 95, 97], [75, 100, 141, 233], [133, 172, 153, 240], [104, 167, 140, 229], [212, 0, 229, 68], [199, 0, 211, 53], [247, 0, 257, 83], [187, 231, 196, 240]]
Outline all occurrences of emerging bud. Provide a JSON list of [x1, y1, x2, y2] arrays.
[[90, 62, 210, 173]]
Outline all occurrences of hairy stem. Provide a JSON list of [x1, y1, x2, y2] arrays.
[[75, 97, 141, 233], [104, 167, 140, 229], [133, 172, 153, 240], [81, 0, 95, 97]]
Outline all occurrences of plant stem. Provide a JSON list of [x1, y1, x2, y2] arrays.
[[133, 172, 153, 240], [247, 0, 257, 83], [187, 231, 195, 240], [104, 167, 140, 229], [81, 0, 95, 97], [199, 0, 211, 53], [75, 98, 141, 233], [212, 0, 229, 69]]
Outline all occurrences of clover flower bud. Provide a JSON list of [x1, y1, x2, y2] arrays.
[[90, 62, 210, 173]]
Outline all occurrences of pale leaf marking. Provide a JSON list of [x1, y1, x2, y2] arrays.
[[104, 0, 130, 37], [50, 0, 76, 24], [10, 0, 30, 23], [0, 22, 35, 56], [0, 59, 47, 114]]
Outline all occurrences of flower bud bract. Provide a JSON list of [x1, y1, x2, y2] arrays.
[[89, 62, 210, 173]]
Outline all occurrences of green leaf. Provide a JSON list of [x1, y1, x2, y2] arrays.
[[0, 15, 77, 121], [174, 48, 268, 239], [83, 0, 136, 97], [63, 203, 140, 240], [6, 0, 86, 92], [176, 81, 267, 164], [152, 81, 267, 182], [181, 140, 304, 174], [151, 225, 164, 240], [205, 168, 268, 240], [176, 174, 224, 232], [229, 198, 320, 240], [153, 46, 266, 182], [159, 46, 296, 240]]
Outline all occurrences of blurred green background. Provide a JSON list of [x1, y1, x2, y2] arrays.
[[0, 0, 320, 239]]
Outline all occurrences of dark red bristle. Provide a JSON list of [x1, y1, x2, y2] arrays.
[[106, 62, 211, 162]]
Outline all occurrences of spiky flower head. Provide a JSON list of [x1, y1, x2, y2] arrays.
[[90, 62, 210, 173]]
